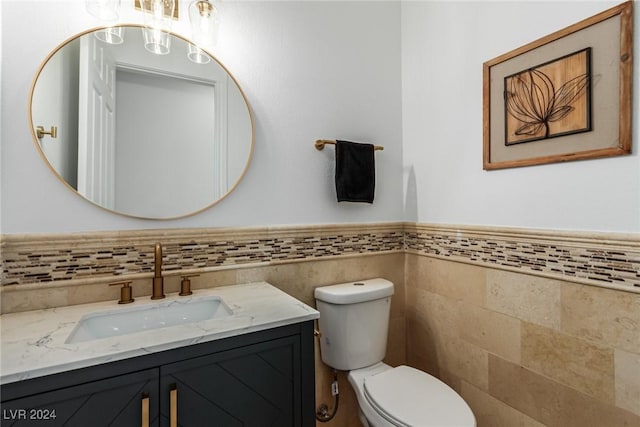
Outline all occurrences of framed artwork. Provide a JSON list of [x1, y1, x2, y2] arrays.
[[483, 1, 633, 170]]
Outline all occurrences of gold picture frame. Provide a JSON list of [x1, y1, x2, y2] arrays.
[[483, 1, 633, 170]]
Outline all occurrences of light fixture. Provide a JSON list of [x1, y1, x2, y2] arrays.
[[86, 0, 124, 44], [140, 0, 176, 55], [187, 0, 218, 64], [86, 0, 219, 61], [189, 0, 218, 44]]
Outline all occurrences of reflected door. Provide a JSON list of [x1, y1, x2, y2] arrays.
[[77, 36, 117, 209], [113, 69, 218, 218]]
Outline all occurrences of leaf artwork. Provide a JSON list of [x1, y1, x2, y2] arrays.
[[504, 48, 592, 146]]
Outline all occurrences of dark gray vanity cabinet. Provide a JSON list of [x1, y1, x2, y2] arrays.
[[1, 369, 160, 426], [1, 322, 315, 427], [160, 336, 302, 426]]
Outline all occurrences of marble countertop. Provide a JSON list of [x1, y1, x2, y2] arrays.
[[0, 282, 319, 385]]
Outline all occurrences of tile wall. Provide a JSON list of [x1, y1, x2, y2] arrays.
[[1, 222, 638, 427], [0, 224, 406, 427], [406, 255, 640, 426]]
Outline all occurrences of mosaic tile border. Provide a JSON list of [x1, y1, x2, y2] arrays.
[[0, 224, 404, 286], [1, 223, 639, 293], [405, 224, 640, 292]]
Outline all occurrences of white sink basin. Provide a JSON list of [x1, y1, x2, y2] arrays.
[[66, 297, 233, 344]]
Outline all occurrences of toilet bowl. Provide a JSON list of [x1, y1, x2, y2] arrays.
[[314, 278, 476, 427], [348, 362, 475, 427]]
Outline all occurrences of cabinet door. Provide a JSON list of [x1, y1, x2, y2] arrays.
[[2, 369, 159, 427], [160, 336, 300, 427]]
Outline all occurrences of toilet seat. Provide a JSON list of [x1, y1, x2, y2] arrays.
[[363, 365, 475, 427]]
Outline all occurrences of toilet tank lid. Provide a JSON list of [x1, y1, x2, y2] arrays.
[[314, 278, 394, 304]]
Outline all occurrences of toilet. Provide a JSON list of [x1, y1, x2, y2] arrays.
[[314, 278, 476, 427]]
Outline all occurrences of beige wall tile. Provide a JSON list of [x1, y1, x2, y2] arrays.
[[615, 349, 640, 416], [406, 254, 486, 306], [185, 270, 238, 292], [407, 287, 461, 353], [438, 368, 463, 394], [459, 304, 521, 364], [489, 354, 640, 427], [237, 253, 405, 310], [440, 334, 489, 391], [406, 311, 441, 378], [236, 263, 318, 307], [1, 286, 70, 313], [461, 381, 545, 427], [561, 283, 640, 354], [0, 270, 241, 313], [405, 283, 488, 390], [385, 315, 406, 367], [407, 353, 438, 379], [486, 269, 561, 329], [406, 324, 478, 395], [405, 286, 454, 377], [70, 278, 153, 305], [521, 322, 614, 402]]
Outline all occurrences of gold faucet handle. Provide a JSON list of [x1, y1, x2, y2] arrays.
[[109, 281, 135, 304], [179, 275, 199, 296]]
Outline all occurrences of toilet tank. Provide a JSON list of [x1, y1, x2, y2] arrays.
[[314, 278, 394, 371]]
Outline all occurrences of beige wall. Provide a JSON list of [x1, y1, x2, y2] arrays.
[[405, 254, 640, 427]]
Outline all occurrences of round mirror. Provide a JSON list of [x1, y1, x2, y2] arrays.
[[30, 25, 253, 219]]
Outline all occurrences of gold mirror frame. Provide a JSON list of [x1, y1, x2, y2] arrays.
[[29, 25, 254, 220]]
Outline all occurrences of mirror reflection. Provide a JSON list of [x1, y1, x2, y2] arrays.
[[30, 25, 253, 219]]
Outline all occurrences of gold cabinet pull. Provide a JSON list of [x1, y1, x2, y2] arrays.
[[170, 383, 178, 427], [141, 392, 150, 427]]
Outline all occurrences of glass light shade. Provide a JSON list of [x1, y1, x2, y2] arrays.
[[141, 27, 171, 54], [140, 0, 176, 55], [189, 0, 219, 47], [94, 26, 125, 44], [86, 0, 121, 21], [187, 44, 211, 64]]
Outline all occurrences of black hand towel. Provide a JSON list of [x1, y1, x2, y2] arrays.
[[335, 140, 375, 203]]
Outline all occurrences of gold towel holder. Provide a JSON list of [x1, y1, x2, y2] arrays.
[[36, 125, 58, 139], [315, 139, 384, 151]]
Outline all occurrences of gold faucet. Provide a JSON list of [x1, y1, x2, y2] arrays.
[[151, 242, 165, 299]]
